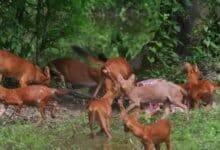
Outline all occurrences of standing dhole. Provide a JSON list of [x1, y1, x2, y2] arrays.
[[87, 90, 116, 139], [0, 85, 69, 126], [93, 57, 133, 98], [118, 100, 171, 150], [49, 58, 101, 88], [0, 50, 50, 87], [183, 62, 217, 107], [48, 46, 106, 93]]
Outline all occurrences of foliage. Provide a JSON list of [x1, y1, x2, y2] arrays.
[[0, 0, 84, 64], [187, 0, 220, 63], [0, 0, 219, 79]]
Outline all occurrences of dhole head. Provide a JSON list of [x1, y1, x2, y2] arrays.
[[117, 74, 136, 89], [128, 112, 139, 123], [184, 62, 203, 79], [184, 62, 193, 73], [192, 65, 203, 80], [35, 66, 51, 86], [118, 101, 140, 132], [123, 112, 139, 132]]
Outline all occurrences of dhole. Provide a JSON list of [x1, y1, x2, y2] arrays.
[[48, 46, 106, 94], [117, 74, 189, 118], [49, 57, 101, 88], [118, 101, 171, 150], [0, 50, 50, 87], [183, 62, 217, 107], [87, 90, 116, 139], [93, 57, 133, 98], [0, 85, 69, 126]]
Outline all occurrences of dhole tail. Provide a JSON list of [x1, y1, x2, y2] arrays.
[[71, 45, 107, 65], [54, 88, 71, 95]]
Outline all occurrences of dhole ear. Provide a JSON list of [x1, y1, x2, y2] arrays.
[[43, 66, 50, 78], [184, 62, 189, 68], [129, 74, 136, 82], [184, 62, 192, 71], [193, 64, 199, 72]]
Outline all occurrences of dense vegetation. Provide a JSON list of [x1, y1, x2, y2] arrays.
[[0, 1, 219, 150], [0, 0, 219, 82]]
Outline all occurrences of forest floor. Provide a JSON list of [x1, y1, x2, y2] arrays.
[[0, 90, 219, 150]]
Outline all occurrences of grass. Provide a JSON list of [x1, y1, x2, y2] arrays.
[[0, 98, 219, 150]]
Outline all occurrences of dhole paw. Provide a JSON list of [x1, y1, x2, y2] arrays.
[[90, 133, 96, 139], [51, 114, 56, 118]]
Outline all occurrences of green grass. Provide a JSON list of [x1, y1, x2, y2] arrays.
[[0, 104, 219, 150]]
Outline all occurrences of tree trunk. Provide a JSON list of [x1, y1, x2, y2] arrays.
[[35, 0, 49, 64], [16, 0, 26, 24], [177, 0, 201, 56]]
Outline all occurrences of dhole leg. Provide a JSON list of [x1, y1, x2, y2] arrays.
[[98, 112, 112, 139], [194, 99, 201, 109], [15, 104, 23, 116], [104, 116, 111, 137], [172, 100, 189, 119], [105, 78, 113, 92], [88, 111, 96, 138], [126, 102, 140, 114], [165, 138, 170, 150], [106, 116, 111, 131], [143, 143, 147, 150], [93, 76, 105, 98], [161, 105, 170, 119], [48, 101, 57, 118], [36, 102, 46, 126], [59, 73, 66, 88], [8, 102, 23, 119], [191, 93, 201, 108], [155, 143, 160, 150], [145, 140, 154, 150]]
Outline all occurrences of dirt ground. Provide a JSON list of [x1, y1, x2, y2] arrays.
[[0, 92, 90, 125], [0, 89, 219, 125]]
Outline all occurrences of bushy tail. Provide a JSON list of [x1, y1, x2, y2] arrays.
[[71, 45, 88, 57], [54, 88, 71, 95], [71, 45, 107, 65]]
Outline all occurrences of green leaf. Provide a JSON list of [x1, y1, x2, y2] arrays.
[[147, 56, 155, 63], [174, 25, 180, 32]]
